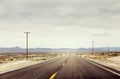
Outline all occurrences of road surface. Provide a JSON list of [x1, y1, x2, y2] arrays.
[[0, 54, 120, 79]]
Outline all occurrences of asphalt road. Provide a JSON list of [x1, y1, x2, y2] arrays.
[[0, 54, 120, 79]]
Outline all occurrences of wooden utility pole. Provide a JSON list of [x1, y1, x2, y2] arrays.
[[108, 45, 109, 53], [24, 32, 30, 60], [92, 41, 94, 53]]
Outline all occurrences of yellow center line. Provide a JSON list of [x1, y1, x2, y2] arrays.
[[49, 72, 58, 79], [49, 63, 65, 79]]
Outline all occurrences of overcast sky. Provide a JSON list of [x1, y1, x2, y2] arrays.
[[0, 0, 120, 48]]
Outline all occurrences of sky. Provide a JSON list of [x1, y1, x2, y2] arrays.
[[0, 0, 120, 48]]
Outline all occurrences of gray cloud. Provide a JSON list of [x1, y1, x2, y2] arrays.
[[0, 0, 120, 30], [0, 0, 120, 19], [92, 32, 110, 37], [0, 0, 120, 48]]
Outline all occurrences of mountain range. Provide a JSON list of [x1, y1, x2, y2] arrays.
[[0, 46, 120, 53]]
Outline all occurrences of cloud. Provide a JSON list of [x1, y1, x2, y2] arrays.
[[92, 32, 110, 37], [0, 0, 120, 47], [0, 0, 120, 30]]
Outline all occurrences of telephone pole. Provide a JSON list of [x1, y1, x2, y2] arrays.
[[107, 45, 109, 53], [24, 32, 30, 60], [92, 41, 94, 53]]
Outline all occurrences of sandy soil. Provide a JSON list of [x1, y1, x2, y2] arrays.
[[0, 53, 62, 74], [79, 54, 120, 71], [0, 60, 41, 74]]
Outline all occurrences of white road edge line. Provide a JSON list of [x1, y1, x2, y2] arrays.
[[87, 60, 120, 77]]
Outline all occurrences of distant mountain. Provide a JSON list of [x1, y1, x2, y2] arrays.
[[0, 47, 120, 53]]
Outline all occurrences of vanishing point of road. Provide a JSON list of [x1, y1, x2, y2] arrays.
[[0, 54, 120, 79]]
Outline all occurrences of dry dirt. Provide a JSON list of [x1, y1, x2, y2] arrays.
[[78, 52, 120, 71]]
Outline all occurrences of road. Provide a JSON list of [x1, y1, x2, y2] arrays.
[[0, 54, 120, 79]]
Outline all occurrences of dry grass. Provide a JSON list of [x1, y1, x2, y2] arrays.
[[79, 52, 120, 61], [77, 52, 120, 70], [0, 53, 62, 64]]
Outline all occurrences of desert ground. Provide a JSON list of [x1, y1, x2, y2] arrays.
[[0, 53, 62, 74], [78, 52, 120, 71], [0, 52, 120, 74]]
